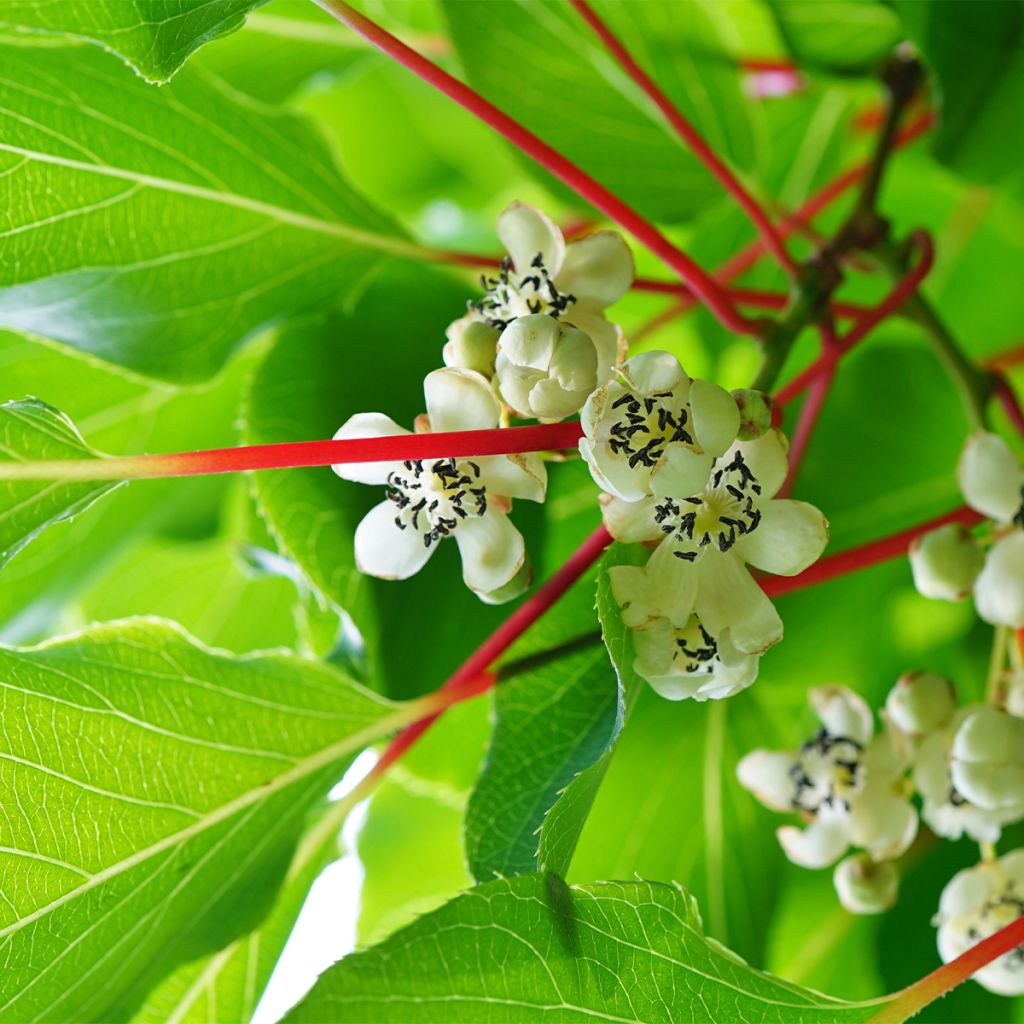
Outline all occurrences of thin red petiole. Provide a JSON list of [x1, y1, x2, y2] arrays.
[[632, 280, 867, 319], [763, 505, 983, 599], [0, 423, 585, 482], [369, 524, 614, 780], [868, 912, 1024, 1023], [311, 0, 761, 337], [775, 230, 935, 406], [569, 0, 796, 275], [994, 377, 1024, 438], [777, 319, 840, 497]]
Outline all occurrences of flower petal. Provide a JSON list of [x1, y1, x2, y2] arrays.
[[848, 793, 918, 860], [734, 499, 828, 577], [548, 327, 598, 392], [332, 412, 409, 485], [556, 230, 634, 307], [477, 453, 547, 503], [567, 310, 621, 380], [694, 551, 783, 654], [600, 495, 662, 543], [974, 532, 1024, 628], [648, 444, 714, 499], [950, 705, 1024, 812], [809, 685, 874, 746], [608, 543, 696, 629], [689, 378, 740, 458], [497, 201, 565, 276], [957, 431, 1024, 522], [723, 428, 789, 500], [736, 749, 797, 812], [778, 809, 850, 868], [580, 434, 653, 503], [454, 511, 525, 594], [497, 313, 559, 371], [424, 367, 500, 433], [354, 500, 434, 580], [496, 362, 545, 418], [527, 378, 590, 421], [619, 349, 686, 395], [631, 618, 676, 677]]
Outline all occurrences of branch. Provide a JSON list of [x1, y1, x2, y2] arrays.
[[0, 422, 585, 482], [568, 0, 796, 275], [311, 0, 761, 336]]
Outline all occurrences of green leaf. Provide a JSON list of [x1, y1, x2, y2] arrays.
[[893, 0, 1024, 193], [0, 399, 116, 568], [768, 1, 901, 75], [285, 875, 881, 1023], [0, 44, 412, 382], [130, 795, 350, 1024], [534, 542, 645, 878], [463, 578, 617, 882], [0, 617, 414, 1022], [0, 0, 268, 83], [440, 0, 757, 223]]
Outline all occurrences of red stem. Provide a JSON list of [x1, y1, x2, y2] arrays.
[[370, 524, 614, 778], [778, 320, 839, 497], [311, 0, 760, 337], [869, 912, 1024, 1023], [633, 280, 866, 319], [994, 377, 1024, 438], [2, 423, 585, 481], [775, 230, 935, 406], [568, 0, 796, 275], [763, 506, 983, 599]]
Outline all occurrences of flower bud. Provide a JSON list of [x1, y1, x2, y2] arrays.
[[443, 318, 500, 377], [949, 705, 1024, 814], [885, 670, 957, 736], [833, 853, 899, 914], [495, 314, 600, 421], [908, 523, 984, 601], [1006, 671, 1024, 719], [731, 388, 773, 440]]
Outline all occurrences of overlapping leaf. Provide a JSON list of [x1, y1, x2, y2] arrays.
[[0, 618, 407, 1022], [0, 0, 267, 83], [286, 875, 882, 1023], [0, 44, 409, 381], [0, 399, 115, 569]]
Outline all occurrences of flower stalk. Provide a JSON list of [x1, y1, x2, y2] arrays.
[[0, 423, 584, 482]]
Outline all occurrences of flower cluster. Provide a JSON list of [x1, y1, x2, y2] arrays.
[[597, 351, 829, 700], [910, 431, 1024, 627], [737, 670, 1024, 993], [332, 202, 633, 602]]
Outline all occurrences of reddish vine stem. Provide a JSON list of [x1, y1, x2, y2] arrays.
[[777, 319, 840, 497], [868, 912, 1024, 1023], [567, 0, 796, 275], [0, 423, 585, 482], [774, 230, 934, 407], [368, 524, 614, 780], [763, 506, 983, 598], [311, 0, 762, 337], [632, 280, 866, 319], [994, 377, 1024, 437]]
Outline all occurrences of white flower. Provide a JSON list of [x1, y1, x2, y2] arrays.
[[1007, 671, 1024, 719], [949, 705, 1024, 816], [913, 706, 1020, 843], [833, 853, 899, 915], [629, 613, 759, 702], [957, 431, 1024, 627], [580, 350, 740, 502], [885, 671, 957, 738], [908, 522, 984, 602], [604, 429, 828, 655], [465, 201, 633, 376], [332, 367, 546, 601], [935, 850, 1024, 996], [737, 685, 917, 868], [494, 315, 602, 421]]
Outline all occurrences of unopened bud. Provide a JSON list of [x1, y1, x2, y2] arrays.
[[1006, 672, 1024, 719], [950, 706, 1024, 813], [731, 388, 773, 440], [833, 853, 899, 915], [908, 523, 983, 601], [885, 670, 956, 736], [443, 319, 499, 377]]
